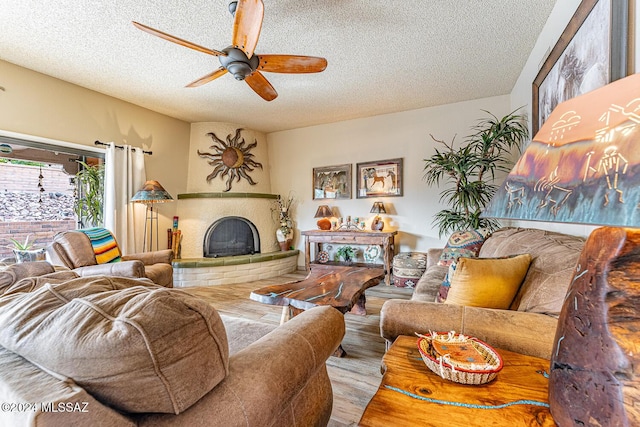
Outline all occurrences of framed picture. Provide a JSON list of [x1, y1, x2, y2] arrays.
[[356, 158, 403, 198], [312, 163, 352, 199], [532, 0, 629, 135]]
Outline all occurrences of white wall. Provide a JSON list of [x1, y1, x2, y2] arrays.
[[268, 95, 510, 265], [0, 60, 191, 246]]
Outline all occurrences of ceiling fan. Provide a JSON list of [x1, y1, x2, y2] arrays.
[[132, 0, 327, 101]]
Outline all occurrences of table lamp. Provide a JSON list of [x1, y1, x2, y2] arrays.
[[314, 205, 333, 230], [483, 73, 640, 426], [370, 202, 386, 231], [131, 180, 173, 251]]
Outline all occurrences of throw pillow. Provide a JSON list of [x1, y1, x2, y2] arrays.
[[0, 275, 229, 414], [436, 261, 458, 303], [437, 229, 489, 267], [444, 254, 532, 309]]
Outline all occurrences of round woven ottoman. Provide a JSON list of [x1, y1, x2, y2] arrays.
[[392, 252, 427, 288]]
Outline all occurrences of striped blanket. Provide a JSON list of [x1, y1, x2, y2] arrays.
[[80, 228, 122, 264]]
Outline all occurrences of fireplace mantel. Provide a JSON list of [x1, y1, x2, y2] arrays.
[[177, 192, 278, 200]]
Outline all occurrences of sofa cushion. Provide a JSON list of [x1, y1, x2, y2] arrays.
[[0, 276, 229, 414], [444, 254, 532, 309], [437, 229, 489, 266], [0, 261, 55, 294], [477, 228, 585, 315], [411, 264, 449, 303], [50, 231, 99, 268]]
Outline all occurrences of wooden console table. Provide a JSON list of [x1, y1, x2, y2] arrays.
[[360, 335, 555, 426], [301, 230, 396, 285]]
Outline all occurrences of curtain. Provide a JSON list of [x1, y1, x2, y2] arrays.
[[103, 143, 146, 254]]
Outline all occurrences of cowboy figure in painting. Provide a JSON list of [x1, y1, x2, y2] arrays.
[[583, 146, 628, 206]]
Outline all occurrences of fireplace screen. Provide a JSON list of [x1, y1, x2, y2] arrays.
[[203, 216, 260, 258]]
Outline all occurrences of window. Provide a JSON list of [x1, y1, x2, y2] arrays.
[[0, 132, 104, 262]]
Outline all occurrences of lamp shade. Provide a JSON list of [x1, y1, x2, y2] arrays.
[[314, 205, 333, 218], [131, 180, 173, 204], [370, 202, 386, 214], [483, 73, 640, 227], [314, 205, 332, 230]]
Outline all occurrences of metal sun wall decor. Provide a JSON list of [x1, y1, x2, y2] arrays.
[[197, 128, 263, 192], [484, 73, 640, 226]]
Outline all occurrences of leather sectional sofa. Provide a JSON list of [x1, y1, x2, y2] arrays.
[[0, 262, 344, 426], [380, 227, 586, 359]]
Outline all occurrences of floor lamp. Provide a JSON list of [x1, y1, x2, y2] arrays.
[[483, 73, 640, 425], [131, 180, 173, 252]]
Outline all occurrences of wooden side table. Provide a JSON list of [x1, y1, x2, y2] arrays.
[[301, 230, 396, 285], [359, 335, 555, 426]]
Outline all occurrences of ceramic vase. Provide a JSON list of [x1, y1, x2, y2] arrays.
[[13, 248, 46, 263]]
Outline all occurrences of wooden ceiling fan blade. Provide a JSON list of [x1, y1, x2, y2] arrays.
[[245, 71, 277, 101], [258, 55, 328, 73], [232, 0, 264, 58], [132, 21, 226, 56], [186, 67, 228, 87]]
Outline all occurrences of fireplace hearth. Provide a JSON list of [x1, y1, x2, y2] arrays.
[[203, 216, 260, 258]]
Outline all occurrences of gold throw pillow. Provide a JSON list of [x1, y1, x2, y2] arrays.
[[444, 254, 532, 309]]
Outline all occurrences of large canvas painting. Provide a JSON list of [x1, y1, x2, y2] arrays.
[[532, 0, 629, 135], [484, 74, 640, 227]]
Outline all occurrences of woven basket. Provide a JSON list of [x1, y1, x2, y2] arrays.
[[417, 332, 503, 385]]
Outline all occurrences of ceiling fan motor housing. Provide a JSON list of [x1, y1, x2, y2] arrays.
[[220, 47, 259, 80]]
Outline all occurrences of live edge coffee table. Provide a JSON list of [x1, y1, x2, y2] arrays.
[[359, 336, 556, 426], [250, 264, 385, 357]]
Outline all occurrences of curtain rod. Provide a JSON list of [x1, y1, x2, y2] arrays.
[[94, 140, 152, 155]]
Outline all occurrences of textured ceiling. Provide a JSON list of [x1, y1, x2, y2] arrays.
[[0, 1, 558, 133]]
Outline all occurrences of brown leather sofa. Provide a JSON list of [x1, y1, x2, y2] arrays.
[[47, 229, 174, 287], [381, 227, 586, 359], [0, 262, 345, 427]]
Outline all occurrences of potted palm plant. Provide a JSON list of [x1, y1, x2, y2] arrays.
[[74, 160, 104, 228], [423, 110, 529, 237]]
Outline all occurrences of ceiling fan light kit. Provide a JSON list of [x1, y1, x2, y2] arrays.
[[219, 47, 259, 81], [133, 0, 327, 101]]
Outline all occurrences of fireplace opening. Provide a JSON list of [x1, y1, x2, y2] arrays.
[[203, 216, 260, 258]]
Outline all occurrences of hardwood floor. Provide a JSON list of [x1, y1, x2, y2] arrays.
[[182, 270, 414, 426]]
